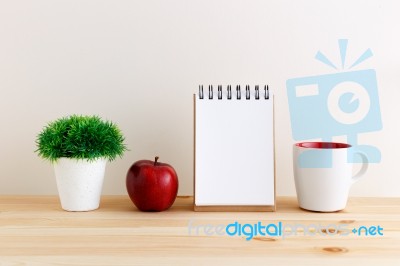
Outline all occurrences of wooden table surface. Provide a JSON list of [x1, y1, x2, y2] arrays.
[[0, 196, 399, 265]]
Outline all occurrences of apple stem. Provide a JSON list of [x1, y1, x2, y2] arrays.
[[154, 156, 159, 166]]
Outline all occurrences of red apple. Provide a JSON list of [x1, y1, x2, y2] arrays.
[[126, 156, 178, 211]]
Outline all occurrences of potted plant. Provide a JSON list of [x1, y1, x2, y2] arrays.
[[36, 115, 127, 211]]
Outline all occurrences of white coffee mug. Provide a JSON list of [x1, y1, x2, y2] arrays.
[[293, 142, 368, 212]]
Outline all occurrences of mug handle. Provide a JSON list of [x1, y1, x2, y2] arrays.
[[351, 152, 369, 183]]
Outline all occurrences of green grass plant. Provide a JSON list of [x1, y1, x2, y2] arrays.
[[36, 115, 127, 162]]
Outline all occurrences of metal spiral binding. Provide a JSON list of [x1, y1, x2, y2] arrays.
[[199, 85, 204, 99], [218, 85, 222, 100], [198, 85, 270, 100], [255, 85, 260, 99], [245, 85, 250, 100], [236, 85, 241, 100]]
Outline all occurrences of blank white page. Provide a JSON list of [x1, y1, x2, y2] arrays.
[[195, 90, 274, 206]]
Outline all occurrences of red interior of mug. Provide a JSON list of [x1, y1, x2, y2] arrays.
[[296, 142, 351, 149]]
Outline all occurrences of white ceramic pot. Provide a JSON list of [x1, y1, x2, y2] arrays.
[[54, 158, 107, 211]]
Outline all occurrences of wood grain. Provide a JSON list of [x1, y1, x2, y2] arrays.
[[0, 196, 399, 265]]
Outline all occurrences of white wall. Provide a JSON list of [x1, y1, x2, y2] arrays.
[[0, 0, 399, 196]]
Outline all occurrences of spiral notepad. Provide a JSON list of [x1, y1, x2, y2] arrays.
[[194, 85, 275, 211]]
